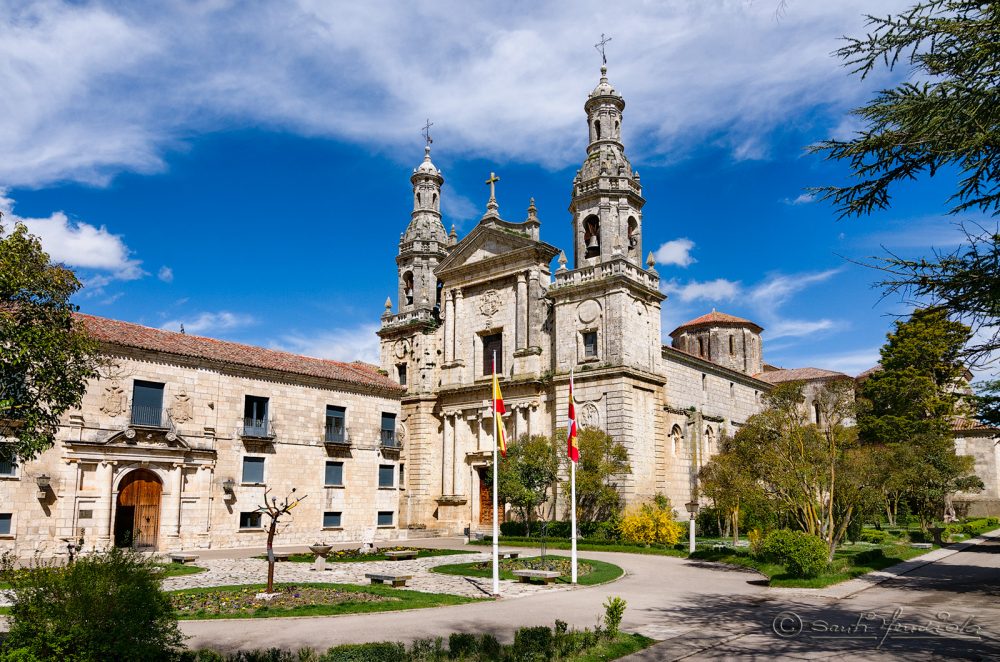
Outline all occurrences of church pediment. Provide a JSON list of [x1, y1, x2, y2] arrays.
[[436, 220, 559, 279], [96, 428, 192, 450]]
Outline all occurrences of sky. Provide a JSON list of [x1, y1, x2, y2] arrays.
[[2, 0, 990, 377]]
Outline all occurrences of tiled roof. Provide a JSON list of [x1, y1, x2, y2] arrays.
[[856, 365, 882, 380], [76, 314, 403, 393], [952, 418, 998, 432], [754, 367, 851, 384], [669, 310, 763, 336]]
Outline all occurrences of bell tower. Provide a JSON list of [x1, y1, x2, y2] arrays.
[[396, 144, 448, 314], [570, 65, 645, 267]]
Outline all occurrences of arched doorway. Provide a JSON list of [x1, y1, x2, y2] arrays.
[[114, 469, 162, 549]]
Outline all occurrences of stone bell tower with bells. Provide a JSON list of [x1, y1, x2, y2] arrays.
[[570, 36, 645, 268]]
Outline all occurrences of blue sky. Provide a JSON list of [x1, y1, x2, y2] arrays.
[[2, 1, 986, 376]]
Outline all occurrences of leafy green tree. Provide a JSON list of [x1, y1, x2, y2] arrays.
[[857, 308, 983, 526], [1, 221, 99, 464], [556, 427, 631, 522], [485, 434, 559, 531], [811, 1, 1000, 363]]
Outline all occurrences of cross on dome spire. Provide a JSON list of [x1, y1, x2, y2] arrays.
[[421, 118, 433, 146], [595, 33, 612, 66]]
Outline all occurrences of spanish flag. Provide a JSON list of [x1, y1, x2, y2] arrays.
[[492, 356, 507, 457], [567, 370, 579, 463]]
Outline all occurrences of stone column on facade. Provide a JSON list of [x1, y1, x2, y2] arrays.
[[516, 272, 527, 350], [96, 460, 115, 547], [199, 465, 213, 535], [476, 412, 484, 452], [166, 463, 183, 544], [444, 290, 455, 363], [453, 289, 464, 365], [441, 413, 454, 495], [527, 270, 539, 348], [527, 403, 536, 439]]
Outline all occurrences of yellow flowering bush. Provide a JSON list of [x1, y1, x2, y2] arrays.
[[617, 497, 683, 545]]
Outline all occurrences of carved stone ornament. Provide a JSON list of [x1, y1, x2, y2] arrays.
[[170, 392, 193, 423], [394, 339, 410, 360], [396, 422, 407, 442], [100, 382, 126, 417], [124, 428, 136, 439], [577, 299, 601, 325], [479, 289, 502, 317], [579, 402, 601, 430]]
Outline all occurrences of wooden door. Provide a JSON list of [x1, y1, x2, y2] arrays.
[[477, 468, 504, 526], [116, 470, 162, 549]]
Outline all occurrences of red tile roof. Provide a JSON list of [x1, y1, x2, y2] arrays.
[[754, 367, 851, 384], [952, 418, 998, 432], [76, 314, 403, 394], [669, 310, 763, 337]]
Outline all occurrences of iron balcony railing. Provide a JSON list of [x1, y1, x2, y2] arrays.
[[380, 429, 400, 448], [242, 417, 274, 439], [324, 423, 348, 445], [130, 405, 168, 428]]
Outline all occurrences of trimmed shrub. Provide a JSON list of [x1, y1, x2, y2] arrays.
[[859, 529, 890, 544], [0, 546, 183, 661], [962, 517, 1000, 537], [447, 634, 477, 659], [618, 499, 683, 545], [853, 548, 887, 565], [476, 635, 501, 661], [511, 626, 552, 662], [603, 596, 627, 638], [318, 642, 406, 662], [761, 529, 829, 578]]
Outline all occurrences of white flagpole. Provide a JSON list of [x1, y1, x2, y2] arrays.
[[492, 350, 500, 597], [570, 370, 578, 584]]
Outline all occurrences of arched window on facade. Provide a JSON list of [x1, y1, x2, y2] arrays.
[[698, 337, 705, 357], [595, 120, 602, 140], [402, 271, 414, 306], [729, 335, 735, 356], [814, 401, 822, 425], [583, 215, 601, 259], [705, 425, 716, 455], [627, 217, 639, 250], [670, 424, 682, 456]]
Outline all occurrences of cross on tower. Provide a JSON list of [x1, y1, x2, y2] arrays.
[[595, 33, 612, 66], [485, 172, 500, 200], [421, 118, 433, 146]]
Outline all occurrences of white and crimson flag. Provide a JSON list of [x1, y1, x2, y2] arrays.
[[492, 356, 507, 457], [567, 371, 579, 462]]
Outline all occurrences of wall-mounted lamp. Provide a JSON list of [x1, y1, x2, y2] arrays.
[[222, 478, 236, 495], [36, 474, 51, 500]]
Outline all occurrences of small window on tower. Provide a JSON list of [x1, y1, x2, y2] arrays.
[[595, 120, 602, 140], [402, 271, 414, 306], [583, 216, 601, 259], [482, 333, 503, 375], [729, 335, 735, 356], [627, 217, 638, 249], [397, 363, 407, 386], [583, 331, 598, 359]]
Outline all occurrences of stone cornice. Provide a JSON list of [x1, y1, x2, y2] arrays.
[[662, 345, 772, 391]]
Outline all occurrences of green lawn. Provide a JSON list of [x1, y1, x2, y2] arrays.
[[471, 537, 688, 558], [169, 582, 477, 620], [575, 633, 656, 661], [254, 548, 470, 563], [431, 555, 623, 586], [157, 562, 207, 578], [691, 543, 939, 588]]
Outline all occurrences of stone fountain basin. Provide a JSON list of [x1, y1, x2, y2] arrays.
[[309, 544, 333, 556]]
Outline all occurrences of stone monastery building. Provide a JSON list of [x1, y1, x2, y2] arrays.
[[2, 66, 997, 557]]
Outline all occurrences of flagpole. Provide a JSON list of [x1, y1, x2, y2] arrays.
[[570, 370, 578, 585], [492, 350, 500, 597]]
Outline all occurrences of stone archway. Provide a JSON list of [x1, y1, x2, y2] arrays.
[[114, 469, 162, 549]]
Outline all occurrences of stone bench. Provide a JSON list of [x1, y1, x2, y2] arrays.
[[497, 549, 520, 560], [910, 542, 933, 549], [384, 550, 419, 561], [513, 569, 561, 585], [365, 573, 412, 587], [168, 554, 199, 564], [272, 552, 292, 562]]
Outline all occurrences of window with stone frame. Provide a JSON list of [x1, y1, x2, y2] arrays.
[[239, 511, 262, 529], [380, 413, 397, 446], [323, 511, 342, 528], [0, 458, 16, 478], [131, 380, 164, 427], [397, 363, 407, 386], [377, 511, 394, 527], [583, 330, 598, 359], [241, 456, 265, 484], [482, 333, 503, 376], [325, 405, 346, 442], [378, 464, 395, 488], [399, 463, 405, 488], [324, 461, 344, 486], [0, 513, 11, 535]]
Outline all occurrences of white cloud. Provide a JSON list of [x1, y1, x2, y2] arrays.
[[748, 269, 842, 309], [277, 324, 380, 364], [654, 238, 696, 267], [663, 278, 741, 303], [772, 347, 881, 376], [767, 318, 838, 340], [782, 193, 815, 205], [0, 190, 144, 281], [159, 311, 255, 335], [158, 266, 174, 282], [0, 1, 911, 188]]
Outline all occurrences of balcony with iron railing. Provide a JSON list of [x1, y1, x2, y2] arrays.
[[130, 405, 169, 429], [241, 417, 274, 439], [380, 429, 401, 449], [324, 423, 350, 447]]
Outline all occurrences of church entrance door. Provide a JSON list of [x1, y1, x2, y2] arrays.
[[114, 469, 162, 549], [477, 467, 504, 527]]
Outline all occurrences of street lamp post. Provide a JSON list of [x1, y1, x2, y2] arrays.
[[685, 500, 700, 554]]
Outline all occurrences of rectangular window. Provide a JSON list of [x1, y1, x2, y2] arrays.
[[239, 511, 262, 529], [729, 335, 736, 356], [397, 364, 407, 386], [583, 331, 598, 359], [0, 513, 11, 535], [377, 511, 394, 527], [323, 511, 342, 528], [482, 333, 503, 375], [379, 464, 395, 488], [325, 405, 346, 442], [324, 461, 344, 486], [0, 459, 15, 477], [78, 509, 93, 520], [242, 456, 265, 484], [399, 463, 405, 487], [243, 395, 270, 437], [131, 380, 164, 427], [380, 413, 397, 446]]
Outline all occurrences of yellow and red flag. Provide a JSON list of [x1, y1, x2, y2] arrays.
[[492, 356, 507, 457], [567, 370, 579, 463]]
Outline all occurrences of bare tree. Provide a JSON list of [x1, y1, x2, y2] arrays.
[[255, 486, 307, 593]]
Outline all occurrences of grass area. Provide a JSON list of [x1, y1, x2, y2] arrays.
[[576, 633, 656, 661], [691, 543, 939, 588], [471, 537, 688, 558], [168, 582, 477, 620], [156, 562, 206, 578], [431, 555, 623, 586], [254, 547, 470, 563], [0, 606, 9, 615]]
